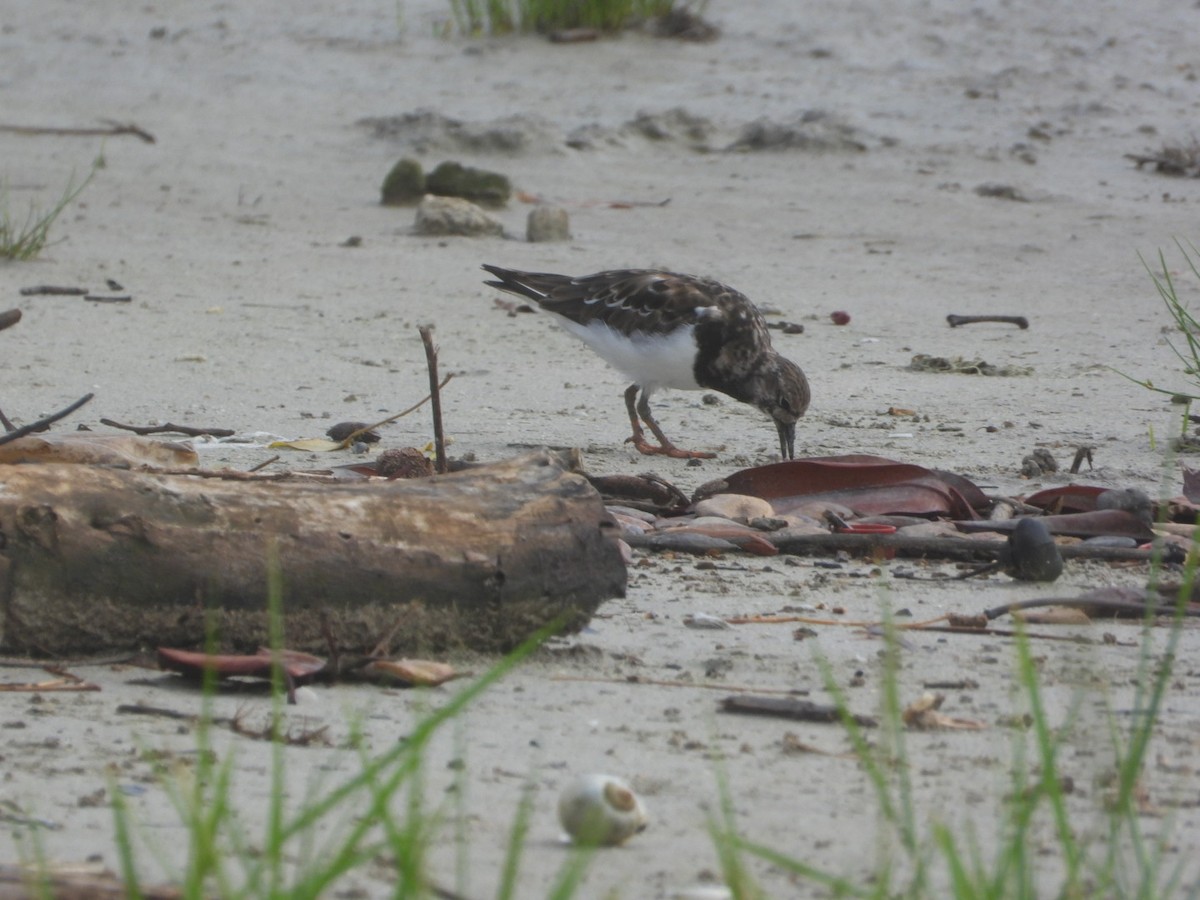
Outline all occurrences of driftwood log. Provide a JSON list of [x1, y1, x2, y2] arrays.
[[0, 450, 626, 657]]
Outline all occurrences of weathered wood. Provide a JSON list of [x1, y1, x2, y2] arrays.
[[0, 450, 626, 656]]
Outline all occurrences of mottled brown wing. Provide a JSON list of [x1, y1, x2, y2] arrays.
[[483, 265, 739, 336]]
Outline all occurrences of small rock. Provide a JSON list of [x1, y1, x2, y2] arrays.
[[414, 195, 503, 237], [380, 157, 425, 206], [425, 161, 511, 207], [1000, 518, 1063, 582], [692, 493, 774, 522], [526, 205, 570, 242]]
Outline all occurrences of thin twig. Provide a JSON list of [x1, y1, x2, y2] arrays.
[[0, 677, 100, 692], [247, 454, 280, 473], [99, 418, 235, 437], [18, 285, 87, 296], [550, 674, 809, 695], [0, 120, 156, 143], [0, 392, 94, 446], [418, 325, 448, 474], [334, 374, 455, 448]]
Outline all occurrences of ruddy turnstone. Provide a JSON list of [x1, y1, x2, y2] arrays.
[[482, 264, 810, 459]]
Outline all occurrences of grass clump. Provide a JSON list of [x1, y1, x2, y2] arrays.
[[447, 0, 707, 36], [0, 164, 95, 260], [1117, 240, 1200, 444]]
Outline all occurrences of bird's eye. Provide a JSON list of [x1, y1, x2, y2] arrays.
[[779, 395, 793, 414]]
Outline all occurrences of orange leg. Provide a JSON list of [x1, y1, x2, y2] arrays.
[[622, 385, 715, 459]]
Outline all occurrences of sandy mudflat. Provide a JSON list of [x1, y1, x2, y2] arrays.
[[3, 0, 1200, 895]]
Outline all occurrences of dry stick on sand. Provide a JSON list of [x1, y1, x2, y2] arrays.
[[99, 418, 235, 438], [768, 530, 1163, 564], [0, 120, 156, 143], [18, 285, 87, 296], [419, 325, 448, 474], [946, 313, 1030, 329], [0, 392, 94, 445]]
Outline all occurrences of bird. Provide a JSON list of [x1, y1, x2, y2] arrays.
[[482, 264, 810, 459]]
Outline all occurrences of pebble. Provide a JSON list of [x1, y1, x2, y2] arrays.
[[526, 205, 571, 241], [692, 493, 774, 522], [413, 195, 503, 237]]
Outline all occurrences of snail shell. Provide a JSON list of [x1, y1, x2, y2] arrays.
[[556, 773, 648, 846]]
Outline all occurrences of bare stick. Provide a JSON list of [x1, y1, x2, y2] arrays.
[[0, 120, 156, 143], [946, 314, 1029, 329], [551, 674, 810, 696], [100, 418, 235, 437], [419, 325, 448, 474], [84, 294, 132, 303], [18, 286, 87, 296], [769, 530, 1163, 563], [0, 392, 94, 446], [247, 454, 281, 473]]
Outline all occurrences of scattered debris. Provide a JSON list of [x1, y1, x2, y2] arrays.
[[910, 354, 1033, 376], [902, 692, 987, 730], [1127, 140, 1200, 178], [651, 6, 720, 41], [0, 861, 181, 899], [974, 182, 1029, 201], [1021, 447, 1058, 477]]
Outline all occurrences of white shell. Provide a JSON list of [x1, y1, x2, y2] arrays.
[[556, 773, 648, 846]]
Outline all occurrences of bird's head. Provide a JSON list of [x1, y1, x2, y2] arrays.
[[755, 357, 810, 460]]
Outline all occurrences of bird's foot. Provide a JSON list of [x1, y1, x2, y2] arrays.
[[625, 435, 716, 459]]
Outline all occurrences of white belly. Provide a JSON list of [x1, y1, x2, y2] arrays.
[[555, 319, 701, 392]]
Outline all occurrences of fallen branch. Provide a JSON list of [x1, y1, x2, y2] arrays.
[[769, 530, 1170, 564], [550, 673, 810, 695], [0, 120, 156, 143], [0, 393, 94, 446], [18, 285, 87, 296], [721, 694, 877, 728], [99, 418, 235, 438], [0, 676, 99, 692]]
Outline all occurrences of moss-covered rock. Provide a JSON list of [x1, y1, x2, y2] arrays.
[[381, 157, 425, 205], [425, 161, 511, 207]]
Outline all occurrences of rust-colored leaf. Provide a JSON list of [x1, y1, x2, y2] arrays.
[[715, 455, 988, 520], [157, 647, 326, 682]]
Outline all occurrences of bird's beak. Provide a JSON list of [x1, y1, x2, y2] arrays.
[[776, 419, 795, 460]]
